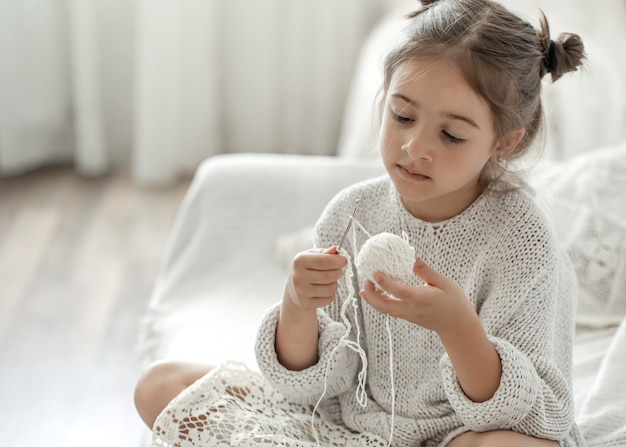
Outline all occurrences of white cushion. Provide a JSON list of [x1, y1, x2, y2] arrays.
[[530, 142, 626, 328]]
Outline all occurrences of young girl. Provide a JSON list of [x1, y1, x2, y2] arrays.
[[134, 0, 586, 445]]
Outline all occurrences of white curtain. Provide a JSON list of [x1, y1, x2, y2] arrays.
[[0, 0, 74, 173], [0, 0, 382, 186]]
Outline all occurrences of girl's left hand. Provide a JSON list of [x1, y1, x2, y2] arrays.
[[359, 257, 476, 337]]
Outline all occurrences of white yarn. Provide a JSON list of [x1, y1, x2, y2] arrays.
[[356, 232, 415, 447], [356, 232, 416, 287], [312, 248, 368, 445], [312, 232, 415, 447]]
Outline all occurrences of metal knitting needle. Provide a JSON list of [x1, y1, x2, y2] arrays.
[[338, 198, 360, 250]]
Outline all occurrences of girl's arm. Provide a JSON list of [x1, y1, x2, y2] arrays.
[[276, 297, 319, 370], [437, 310, 502, 403], [361, 257, 502, 402], [275, 247, 344, 371], [360, 255, 577, 439], [255, 289, 363, 406], [256, 184, 367, 405], [256, 214, 362, 402]]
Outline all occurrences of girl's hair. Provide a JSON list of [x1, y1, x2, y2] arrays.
[[382, 0, 585, 188]]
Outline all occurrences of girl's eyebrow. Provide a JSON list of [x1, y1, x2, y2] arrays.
[[391, 93, 481, 129]]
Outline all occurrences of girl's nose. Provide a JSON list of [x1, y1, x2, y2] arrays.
[[401, 133, 432, 161]]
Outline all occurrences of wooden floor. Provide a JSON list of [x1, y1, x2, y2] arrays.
[[0, 165, 191, 446]]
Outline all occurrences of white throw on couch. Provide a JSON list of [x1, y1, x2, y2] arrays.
[[136, 1, 626, 445]]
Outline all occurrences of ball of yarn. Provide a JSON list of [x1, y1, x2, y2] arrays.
[[356, 232, 415, 285]]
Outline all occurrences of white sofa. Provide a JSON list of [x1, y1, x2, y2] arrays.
[[137, 1, 626, 445]]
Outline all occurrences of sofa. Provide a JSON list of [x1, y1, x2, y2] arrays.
[[136, 1, 626, 445]]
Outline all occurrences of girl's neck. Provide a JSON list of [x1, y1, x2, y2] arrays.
[[401, 180, 485, 223]]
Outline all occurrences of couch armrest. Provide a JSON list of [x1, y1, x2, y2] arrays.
[[137, 153, 383, 367]]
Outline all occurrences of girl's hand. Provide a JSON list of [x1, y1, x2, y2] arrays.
[[359, 257, 476, 338], [277, 246, 346, 370], [360, 257, 502, 402], [283, 246, 347, 312]]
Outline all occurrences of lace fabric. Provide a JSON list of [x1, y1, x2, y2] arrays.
[[151, 361, 388, 447]]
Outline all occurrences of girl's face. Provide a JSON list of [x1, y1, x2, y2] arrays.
[[380, 59, 503, 222]]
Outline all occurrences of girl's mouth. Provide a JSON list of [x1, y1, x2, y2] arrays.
[[399, 164, 430, 181]]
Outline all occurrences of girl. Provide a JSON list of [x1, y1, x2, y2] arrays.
[[135, 0, 586, 445]]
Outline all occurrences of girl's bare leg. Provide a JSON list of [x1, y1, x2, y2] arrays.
[[448, 430, 559, 447], [134, 360, 213, 429]]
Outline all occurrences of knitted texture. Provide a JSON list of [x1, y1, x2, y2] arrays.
[[152, 175, 584, 446]]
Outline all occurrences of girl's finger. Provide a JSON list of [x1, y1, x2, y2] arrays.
[[370, 271, 415, 302], [412, 256, 445, 286], [359, 280, 400, 316], [294, 249, 346, 271]]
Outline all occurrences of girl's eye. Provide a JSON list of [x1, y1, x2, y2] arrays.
[[443, 131, 465, 145], [392, 112, 412, 124]]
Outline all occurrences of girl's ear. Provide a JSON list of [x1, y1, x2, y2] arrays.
[[493, 128, 525, 162]]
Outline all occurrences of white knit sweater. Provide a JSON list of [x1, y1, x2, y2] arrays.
[[255, 175, 584, 446]]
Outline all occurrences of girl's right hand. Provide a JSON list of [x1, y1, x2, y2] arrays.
[[283, 246, 347, 312], [277, 247, 347, 370]]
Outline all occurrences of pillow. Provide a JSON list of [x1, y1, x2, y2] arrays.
[[530, 142, 626, 328]]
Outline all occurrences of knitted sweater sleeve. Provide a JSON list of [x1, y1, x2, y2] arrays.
[[254, 304, 361, 406], [254, 186, 364, 406], [439, 201, 577, 439]]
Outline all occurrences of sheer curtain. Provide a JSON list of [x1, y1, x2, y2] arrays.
[[0, 0, 382, 186], [0, 0, 74, 174]]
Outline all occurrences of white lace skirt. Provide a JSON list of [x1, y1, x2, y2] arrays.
[[151, 361, 389, 447]]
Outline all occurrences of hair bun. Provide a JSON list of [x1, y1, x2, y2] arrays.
[[539, 13, 585, 82]]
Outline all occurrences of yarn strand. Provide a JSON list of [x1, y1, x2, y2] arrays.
[[311, 218, 413, 447], [311, 248, 368, 446], [386, 314, 395, 447]]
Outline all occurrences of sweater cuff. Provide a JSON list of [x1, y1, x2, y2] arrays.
[[254, 304, 359, 405], [440, 335, 540, 431]]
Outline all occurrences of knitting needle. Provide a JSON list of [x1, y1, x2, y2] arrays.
[[338, 198, 360, 250]]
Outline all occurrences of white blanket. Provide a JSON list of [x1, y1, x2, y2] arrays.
[[577, 318, 626, 446]]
